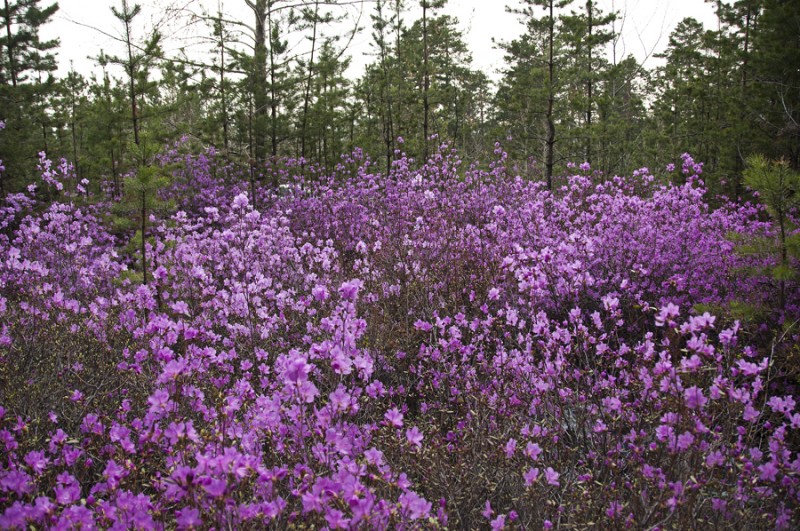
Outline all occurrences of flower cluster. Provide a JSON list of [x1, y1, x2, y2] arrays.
[[0, 143, 797, 528]]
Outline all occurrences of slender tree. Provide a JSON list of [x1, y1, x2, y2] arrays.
[[107, 0, 162, 152], [0, 0, 59, 190], [420, 0, 446, 159]]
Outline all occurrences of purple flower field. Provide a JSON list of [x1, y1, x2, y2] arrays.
[[0, 143, 798, 529]]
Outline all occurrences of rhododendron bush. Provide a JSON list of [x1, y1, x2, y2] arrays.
[[0, 143, 798, 529]]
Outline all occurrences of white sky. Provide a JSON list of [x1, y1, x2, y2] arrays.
[[43, 0, 717, 83]]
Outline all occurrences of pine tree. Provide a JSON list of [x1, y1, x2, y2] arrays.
[[107, 0, 162, 152], [749, 0, 800, 169], [650, 18, 717, 173], [241, 0, 298, 168], [303, 41, 350, 169], [84, 55, 128, 197], [559, 0, 616, 165], [367, 0, 403, 173], [112, 139, 173, 289], [743, 155, 800, 314], [595, 55, 648, 175], [498, 0, 574, 188], [0, 0, 58, 191]]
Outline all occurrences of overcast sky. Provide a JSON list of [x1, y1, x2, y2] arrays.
[[43, 0, 718, 82]]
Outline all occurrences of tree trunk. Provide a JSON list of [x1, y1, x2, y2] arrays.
[[268, 6, 278, 160], [586, 0, 593, 164], [141, 192, 147, 285], [378, 27, 394, 173], [70, 88, 79, 177], [545, 0, 556, 190], [122, 5, 140, 147], [422, 1, 430, 160], [246, 0, 269, 164], [217, 6, 230, 153], [301, 0, 320, 160], [4, 0, 17, 87], [735, 2, 754, 197]]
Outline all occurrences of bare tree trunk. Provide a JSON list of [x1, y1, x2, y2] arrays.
[[735, 1, 754, 196], [70, 86, 79, 177], [245, 0, 269, 164], [111, 146, 119, 198], [39, 71, 49, 153], [122, 1, 140, 146], [141, 192, 148, 285], [217, 4, 230, 153], [585, 0, 593, 164], [301, 0, 320, 160], [545, 0, 556, 190], [422, 1, 430, 160], [377, 7, 395, 174], [268, 6, 278, 160], [4, 0, 17, 87]]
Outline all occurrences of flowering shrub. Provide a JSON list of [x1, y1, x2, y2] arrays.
[[0, 145, 797, 529]]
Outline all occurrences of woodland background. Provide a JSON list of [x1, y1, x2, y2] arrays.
[[1, 0, 797, 196]]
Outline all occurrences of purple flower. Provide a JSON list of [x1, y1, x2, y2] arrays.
[[284, 355, 312, 384], [328, 387, 351, 412], [706, 450, 725, 467], [758, 461, 779, 482], [544, 467, 560, 486], [737, 359, 765, 376], [338, 279, 363, 301], [325, 509, 350, 529], [743, 404, 760, 422], [295, 380, 319, 403], [676, 431, 695, 451], [202, 477, 227, 497], [24, 450, 49, 475], [655, 303, 680, 326], [170, 300, 190, 315], [103, 459, 126, 490], [606, 501, 623, 519], [406, 426, 424, 449], [364, 447, 384, 466], [603, 396, 622, 414], [767, 396, 796, 415], [414, 319, 433, 332], [55, 506, 94, 529], [525, 442, 542, 461], [656, 424, 674, 442], [147, 388, 173, 416], [385, 407, 404, 428], [54, 473, 80, 504], [504, 438, 517, 458], [176, 507, 202, 529], [0, 469, 33, 496], [523, 467, 539, 486], [312, 285, 328, 301], [232, 192, 249, 209], [491, 514, 506, 530], [399, 491, 431, 520], [482, 500, 493, 519], [684, 386, 708, 410]]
